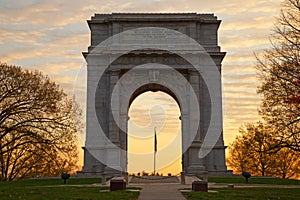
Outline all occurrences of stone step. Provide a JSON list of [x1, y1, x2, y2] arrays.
[[130, 176, 180, 183]]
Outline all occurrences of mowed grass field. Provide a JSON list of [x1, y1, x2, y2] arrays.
[[184, 176, 300, 200], [207, 176, 300, 185], [0, 178, 139, 200], [184, 187, 300, 200], [1, 176, 300, 200]]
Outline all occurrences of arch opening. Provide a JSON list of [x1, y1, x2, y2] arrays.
[[128, 83, 181, 111], [127, 90, 182, 175]]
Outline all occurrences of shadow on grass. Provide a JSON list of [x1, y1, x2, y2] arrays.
[[0, 178, 140, 200], [183, 187, 300, 200], [206, 176, 300, 185]]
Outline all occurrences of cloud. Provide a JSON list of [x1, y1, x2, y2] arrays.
[[129, 91, 180, 130], [0, 0, 284, 173]]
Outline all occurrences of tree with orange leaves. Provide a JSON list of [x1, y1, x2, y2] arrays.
[[0, 63, 81, 181]]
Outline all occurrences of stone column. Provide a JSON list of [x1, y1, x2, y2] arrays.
[[188, 70, 201, 143], [109, 70, 120, 144]]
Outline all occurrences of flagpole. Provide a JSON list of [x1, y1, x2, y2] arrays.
[[154, 127, 157, 175], [154, 151, 156, 175]]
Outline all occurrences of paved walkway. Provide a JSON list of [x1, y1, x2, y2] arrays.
[[137, 183, 186, 200]]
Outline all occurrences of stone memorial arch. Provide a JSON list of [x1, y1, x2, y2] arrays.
[[80, 13, 230, 177]]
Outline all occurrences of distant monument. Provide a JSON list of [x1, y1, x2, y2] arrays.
[[79, 13, 231, 177]]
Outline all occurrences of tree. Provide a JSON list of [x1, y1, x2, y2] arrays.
[[227, 123, 275, 176], [256, 0, 300, 151], [269, 147, 300, 179], [0, 63, 81, 181], [228, 122, 300, 178], [226, 135, 251, 174]]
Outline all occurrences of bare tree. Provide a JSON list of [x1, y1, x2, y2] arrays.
[[0, 63, 81, 181], [256, 0, 300, 151]]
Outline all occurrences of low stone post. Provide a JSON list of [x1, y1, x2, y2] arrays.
[[110, 177, 126, 191], [203, 171, 208, 181], [125, 172, 129, 185], [192, 181, 208, 192], [181, 171, 185, 185], [101, 172, 106, 185]]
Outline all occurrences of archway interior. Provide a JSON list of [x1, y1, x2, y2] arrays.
[[127, 91, 182, 175]]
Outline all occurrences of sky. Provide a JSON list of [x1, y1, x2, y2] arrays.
[[0, 0, 283, 174]]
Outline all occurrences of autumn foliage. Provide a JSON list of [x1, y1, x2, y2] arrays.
[[227, 123, 300, 178], [229, 0, 300, 178], [0, 63, 81, 181]]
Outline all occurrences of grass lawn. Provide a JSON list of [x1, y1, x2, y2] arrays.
[[207, 176, 300, 185], [0, 178, 139, 200], [1, 177, 104, 187], [184, 187, 300, 200]]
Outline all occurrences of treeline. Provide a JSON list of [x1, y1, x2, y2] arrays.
[[227, 0, 300, 179]]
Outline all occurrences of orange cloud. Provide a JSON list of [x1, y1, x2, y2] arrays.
[[0, 0, 283, 174]]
